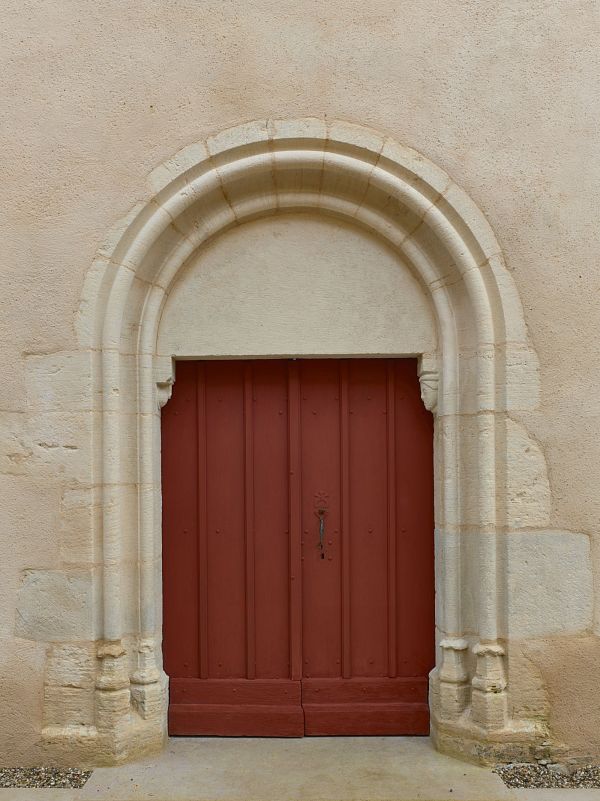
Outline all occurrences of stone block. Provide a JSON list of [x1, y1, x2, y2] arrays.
[[147, 141, 209, 194], [327, 119, 385, 161], [0, 639, 46, 764], [471, 688, 508, 729], [24, 351, 95, 412], [15, 569, 95, 642], [0, 346, 27, 411], [46, 643, 96, 688], [453, 414, 550, 528], [59, 486, 101, 565], [206, 120, 269, 160], [480, 255, 529, 343], [380, 138, 451, 198], [439, 182, 504, 266], [0, 476, 62, 637], [504, 418, 550, 528], [43, 685, 95, 728], [507, 641, 548, 721], [506, 531, 593, 638], [0, 411, 31, 476], [25, 410, 96, 485], [500, 343, 541, 411], [0, 476, 61, 565], [269, 117, 327, 143]]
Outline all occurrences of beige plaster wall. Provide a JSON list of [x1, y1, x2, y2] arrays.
[[1, 0, 600, 764]]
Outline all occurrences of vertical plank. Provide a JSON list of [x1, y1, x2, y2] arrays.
[[253, 361, 291, 678], [300, 361, 342, 678], [395, 359, 435, 677], [244, 363, 256, 679], [288, 361, 303, 680], [386, 361, 397, 678], [206, 362, 246, 677], [162, 360, 200, 678], [340, 361, 352, 679], [196, 362, 209, 679], [347, 359, 389, 677]]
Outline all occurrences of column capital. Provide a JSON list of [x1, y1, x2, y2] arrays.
[[418, 356, 439, 413]]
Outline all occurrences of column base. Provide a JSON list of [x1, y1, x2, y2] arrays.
[[41, 671, 168, 767], [431, 714, 546, 766], [42, 713, 166, 768]]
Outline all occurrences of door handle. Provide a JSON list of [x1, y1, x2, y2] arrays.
[[317, 509, 325, 559]]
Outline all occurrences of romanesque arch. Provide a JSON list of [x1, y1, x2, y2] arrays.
[[79, 119, 541, 762]]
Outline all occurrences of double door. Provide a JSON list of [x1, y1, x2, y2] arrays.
[[162, 359, 434, 735]]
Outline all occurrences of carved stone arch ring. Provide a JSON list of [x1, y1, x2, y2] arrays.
[[76, 118, 540, 763]]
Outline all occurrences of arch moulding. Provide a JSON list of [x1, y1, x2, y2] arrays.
[[73, 118, 543, 765]]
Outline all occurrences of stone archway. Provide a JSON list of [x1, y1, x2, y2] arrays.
[[75, 118, 542, 764]]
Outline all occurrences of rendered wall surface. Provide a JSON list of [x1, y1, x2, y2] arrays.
[[1, 0, 600, 766], [157, 215, 437, 358]]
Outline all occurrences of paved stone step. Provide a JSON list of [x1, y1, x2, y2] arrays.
[[2, 737, 600, 801]]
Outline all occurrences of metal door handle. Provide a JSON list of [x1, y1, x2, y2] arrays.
[[317, 509, 325, 559]]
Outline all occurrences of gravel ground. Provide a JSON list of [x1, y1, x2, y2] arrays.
[[0, 767, 92, 789], [495, 763, 600, 789]]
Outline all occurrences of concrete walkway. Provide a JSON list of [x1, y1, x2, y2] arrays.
[[2, 737, 600, 801]]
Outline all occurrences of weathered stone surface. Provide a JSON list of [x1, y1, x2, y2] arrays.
[[0, 412, 31, 476], [0, 476, 61, 638], [58, 487, 101, 566], [504, 419, 551, 529], [0, 639, 46, 765], [46, 644, 96, 689], [25, 411, 95, 485], [15, 570, 94, 642], [68, 736, 516, 800], [506, 531, 593, 638], [43, 685, 95, 728], [506, 641, 549, 724], [24, 351, 94, 412], [525, 636, 600, 762]]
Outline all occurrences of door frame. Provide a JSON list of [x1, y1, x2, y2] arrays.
[[73, 119, 541, 764], [161, 357, 435, 737]]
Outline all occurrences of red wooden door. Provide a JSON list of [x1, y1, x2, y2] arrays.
[[162, 359, 434, 736]]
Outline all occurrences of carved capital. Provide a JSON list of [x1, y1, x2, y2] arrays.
[[156, 380, 174, 410], [418, 357, 439, 413], [131, 637, 161, 686], [96, 640, 129, 691], [437, 637, 470, 719], [471, 642, 507, 693], [470, 641, 508, 729], [439, 638, 469, 684], [154, 356, 175, 411]]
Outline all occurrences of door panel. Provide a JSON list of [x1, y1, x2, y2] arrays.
[[162, 358, 434, 736], [298, 359, 433, 734], [163, 361, 304, 735]]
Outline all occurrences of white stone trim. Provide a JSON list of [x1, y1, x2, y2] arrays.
[[154, 356, 175, 411], [418, 356, 439, 413], [74, 118, 541, 763]]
